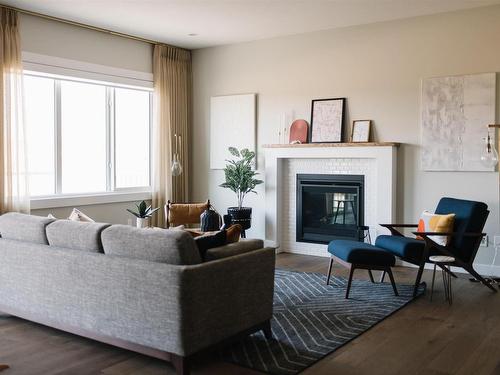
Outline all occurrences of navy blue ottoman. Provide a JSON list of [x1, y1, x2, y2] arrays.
[[327, 240, 398, 298]]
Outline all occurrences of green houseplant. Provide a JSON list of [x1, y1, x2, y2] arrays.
[[127, 200, 160, 228], [220, 147, 263, 231]]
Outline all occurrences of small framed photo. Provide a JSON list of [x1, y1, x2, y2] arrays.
[[351, 120, 371, 142], [310, 98, 346, 143]]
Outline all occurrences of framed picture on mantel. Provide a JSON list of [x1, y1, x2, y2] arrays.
[[351, 120, 371, 142], [310, 97, 346, 143]]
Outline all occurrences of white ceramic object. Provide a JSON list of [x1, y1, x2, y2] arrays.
[[136, 217, 150, 228]]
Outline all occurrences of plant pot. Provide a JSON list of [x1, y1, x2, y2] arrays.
[[136, 217, 150, 228], [227, 207, 252, 230]]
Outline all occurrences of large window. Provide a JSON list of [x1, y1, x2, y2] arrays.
[[24, 73, 152, 198]]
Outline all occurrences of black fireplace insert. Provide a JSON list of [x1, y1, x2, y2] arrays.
[[296, 174, 364, 244]]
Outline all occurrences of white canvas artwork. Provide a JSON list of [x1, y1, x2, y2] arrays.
[[210, 94, 256, 169], [421, 73, 496, 171]]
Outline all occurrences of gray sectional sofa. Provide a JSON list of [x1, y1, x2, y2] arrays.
[[0, 213, 276, 375]]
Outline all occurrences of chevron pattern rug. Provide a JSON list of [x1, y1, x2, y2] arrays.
[[221, 269, 425, 375]]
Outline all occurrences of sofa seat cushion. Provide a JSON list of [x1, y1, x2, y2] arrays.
[[46, 220, 110, 253], [328, 240, 395, 267], [205, 239, 264, 261], [375, 235, 425, 261], [101, 225, 201, 265], [0, 212, 54, 245]]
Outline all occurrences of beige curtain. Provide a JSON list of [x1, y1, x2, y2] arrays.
[[151, 44, 191, 227], [0, 8, 29, 214]]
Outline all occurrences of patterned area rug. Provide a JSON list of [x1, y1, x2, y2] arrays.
[[221, 269, 425, 375]]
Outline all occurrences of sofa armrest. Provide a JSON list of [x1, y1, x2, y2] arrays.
[[177, 247, 276, 355]]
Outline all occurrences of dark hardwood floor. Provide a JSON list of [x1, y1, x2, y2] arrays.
[[1, 253, 499, 375]]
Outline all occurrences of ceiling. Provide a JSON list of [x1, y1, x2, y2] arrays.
[[4, 0, 500, 49]]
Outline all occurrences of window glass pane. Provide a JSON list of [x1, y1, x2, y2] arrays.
[[61, 81, 107, 194], [24, 75, 55, 196], [115, 88, 150, 188]]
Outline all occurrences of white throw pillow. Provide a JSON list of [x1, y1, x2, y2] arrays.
[[68, 208, 95, 222]]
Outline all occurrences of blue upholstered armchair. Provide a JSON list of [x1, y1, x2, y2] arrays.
[[375, 197, 496, 296]]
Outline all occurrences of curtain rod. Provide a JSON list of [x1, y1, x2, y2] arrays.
[[0, 3, 190, 52]]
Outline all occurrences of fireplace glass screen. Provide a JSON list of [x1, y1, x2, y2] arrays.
[[296, 174, 364, 243]]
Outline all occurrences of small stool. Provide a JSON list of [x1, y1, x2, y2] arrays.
[[429, 255, 455, 305], [327, 240, 398, 298]]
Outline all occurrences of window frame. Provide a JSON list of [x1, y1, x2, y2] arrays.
[[24, 71, 153, 209]]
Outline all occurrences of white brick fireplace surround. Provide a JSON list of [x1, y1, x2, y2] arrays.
[[264, 143, 399, 257]]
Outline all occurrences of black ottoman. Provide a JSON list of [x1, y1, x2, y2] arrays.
[[327, 240, 398, 298]]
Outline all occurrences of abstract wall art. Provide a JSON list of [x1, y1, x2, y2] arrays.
[[421, 72, 496, 171]]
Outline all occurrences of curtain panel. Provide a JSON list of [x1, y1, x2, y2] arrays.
[[0, 8, 29, 214], [152, 44, 191, 227]]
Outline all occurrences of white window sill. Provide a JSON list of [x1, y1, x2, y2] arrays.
[[30, 191, 152, 210]]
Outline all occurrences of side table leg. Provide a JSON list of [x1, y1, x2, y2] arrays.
[[430, 263, 436, 301], [447, 265, 453, 305], [442, 265, 449, 302]]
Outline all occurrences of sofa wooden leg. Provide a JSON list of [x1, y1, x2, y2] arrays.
[[171, 354, 189, 375], [262, 320, 273, 339]]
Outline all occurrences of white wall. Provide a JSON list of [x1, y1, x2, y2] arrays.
[[191, 5, 500, 270], [19, 14, 153, 223]]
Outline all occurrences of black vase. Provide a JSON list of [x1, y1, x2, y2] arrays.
[[227, 207, 252, 231], [200, 209, 221, 232]]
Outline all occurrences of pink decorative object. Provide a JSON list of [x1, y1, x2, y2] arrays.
[[289, 119, 309, 144]]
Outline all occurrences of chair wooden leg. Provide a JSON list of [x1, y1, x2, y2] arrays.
[[262, 320, 273, 339], [326, 258, 334, 285], [346, 266, 355, 299], [386, 267, 399, 296], [379, 270, 386, 283], [368, 270, 375, 283], [413, 261, 426, 297], [171, 354, 189, 375], [463, 264, 497, 293]]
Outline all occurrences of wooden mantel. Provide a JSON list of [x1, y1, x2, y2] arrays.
[[262, 142, 400, 148]]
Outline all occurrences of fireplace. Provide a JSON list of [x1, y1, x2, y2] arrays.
[[296, 174, 364, 244]]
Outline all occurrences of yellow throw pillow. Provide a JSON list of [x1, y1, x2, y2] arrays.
[[417, 210, 455, 246]]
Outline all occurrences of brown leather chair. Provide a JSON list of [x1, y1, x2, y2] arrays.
[[165, 200, 210, 229]]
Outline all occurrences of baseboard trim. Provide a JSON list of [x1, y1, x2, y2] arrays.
[[281, 249, 500, 277]]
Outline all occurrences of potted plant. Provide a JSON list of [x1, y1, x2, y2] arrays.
[[220, 147, 263, 232], [127, 201, 160, 228]]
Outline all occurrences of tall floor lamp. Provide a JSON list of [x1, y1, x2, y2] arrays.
[[479, 124, 500, 286]]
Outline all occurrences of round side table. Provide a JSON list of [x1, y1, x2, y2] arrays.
[[429, 255, 455, 305]]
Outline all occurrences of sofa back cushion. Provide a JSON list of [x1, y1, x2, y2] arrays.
[[46, 220, 110, 253], [101, 225, 201, 265], [0, 212, 54, 245], [435, 197, 489, 262]]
